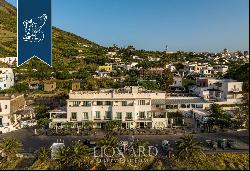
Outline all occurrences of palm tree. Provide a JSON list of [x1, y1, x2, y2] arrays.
[[68, 140, 90, 169], [82, 121, 94, 130], [36, 147, 50, 162], [0, 138, 23, 162], [97, 135, 118, 148], [175, 135, 204, 160], [105, 120, 122, 132], [54, 146, 70, 169]]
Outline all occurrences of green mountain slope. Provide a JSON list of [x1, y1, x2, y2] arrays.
[[0, 0, 105, 59]]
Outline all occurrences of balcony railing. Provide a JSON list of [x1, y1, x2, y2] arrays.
[[230, 88, 240, 92], [93, 117, 101, 120], [104, 116, 112, 120], [114, 117, 122, 120], [137, 117, 152, 120], [125, 117, 133, 121], [70, 117, 77, 121]]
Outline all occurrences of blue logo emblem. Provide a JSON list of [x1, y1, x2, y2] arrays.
[[23, 14, 48, 43], [18, 0, 52, 67]]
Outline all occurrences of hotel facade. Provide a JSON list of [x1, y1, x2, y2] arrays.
[[50, 86, 211, 129]]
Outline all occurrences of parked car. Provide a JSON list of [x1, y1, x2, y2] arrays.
[[217, 139, 227, 149], [89, 141, 97, 153], [162, 140, 170, 151], [227, 139, 237, 149]]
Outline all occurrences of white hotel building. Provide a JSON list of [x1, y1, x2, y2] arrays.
[[50, 86, 211, 129]]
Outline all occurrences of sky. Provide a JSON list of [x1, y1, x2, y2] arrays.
[[7, 0, 249, 52]]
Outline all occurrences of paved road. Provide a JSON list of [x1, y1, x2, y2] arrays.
[[0, 128, 249, 154]]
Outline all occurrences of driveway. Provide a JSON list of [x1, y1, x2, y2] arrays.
[[0, 128, 248, 154]]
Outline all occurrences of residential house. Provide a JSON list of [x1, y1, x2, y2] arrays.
[[148, 57, 161, 62], [0, 94, 26, 133], [43, 81, 57, 92], [29, 80, 42, 90], [191, 77, 243, 104], [72, 81, 81, 91], [169, 76, 185, 92], [166, 64, 176, 72], [0, 68, 14, 90], [98, 66, 112, 72], [49, 107, 67, 128]]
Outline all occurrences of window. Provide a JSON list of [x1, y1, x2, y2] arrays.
[[191, 104, 196, 108], [5, 105, 7, 109], [83, 112, 88, 120], [181, 104, 186, 108], [166, 105, 171, 109], [196, 104, 203, 108], [116, 112, 122, 120], [97, 101, 103, 106], [122, 101, 127, 106], [73, 101, 81, 107], [139, 112, 145, 119], [95, 111, 100, 119], [187, 104, 190, 108], [105, 111, 112, 119], [126, 112, 132, 119], [105, 101, 112, 106], [71, 113, 77, 120], [0, 117, 2, 126], [4, 84, 6, 87], [82, 101, 91, 106], [139, 100, 145, 105]]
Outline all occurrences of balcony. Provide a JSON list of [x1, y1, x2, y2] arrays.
[[93, 117, 101, 120], [114, 117, 122, 120], [137, 117, 152, 121], [230, 88, 240, 92], [125, 117, 133, 121], [82, 118, 89, 121], [104, 116, 112, 120], [70, 117, 77, 121]]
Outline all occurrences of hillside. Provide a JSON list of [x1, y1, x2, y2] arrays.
[[0, 0, 105, 59], [0, 0, 17, 57]]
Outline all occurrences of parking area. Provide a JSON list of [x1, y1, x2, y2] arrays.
[[0, 128, 248, 154]]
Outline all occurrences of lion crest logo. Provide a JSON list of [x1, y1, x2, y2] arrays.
[[22, 14, 48, 43]]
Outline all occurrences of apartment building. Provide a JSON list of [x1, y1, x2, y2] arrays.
[[50, 86, 213, 129], [65, 86, 167, 129], [191, 78, 243, 104], [0, 94, 26, 133], [0, 68, 14, 90]]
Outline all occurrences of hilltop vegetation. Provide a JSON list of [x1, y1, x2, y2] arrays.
[[0, 0, 106, 60], [0, 0, 17, 57]]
